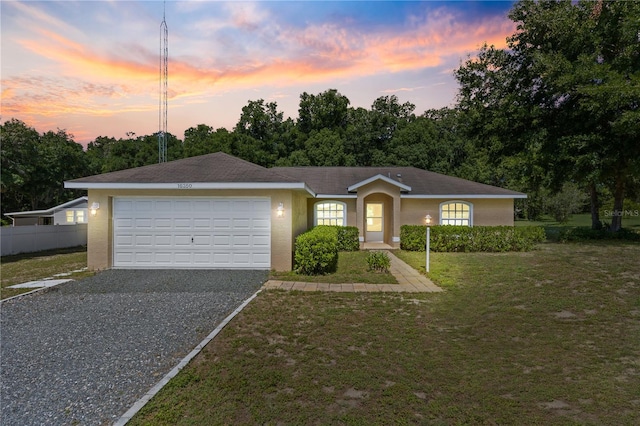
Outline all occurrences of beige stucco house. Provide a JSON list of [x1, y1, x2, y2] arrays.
[[64, 152, 526, 271]]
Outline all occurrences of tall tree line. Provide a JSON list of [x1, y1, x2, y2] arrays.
[[2, 1, 638, 230]]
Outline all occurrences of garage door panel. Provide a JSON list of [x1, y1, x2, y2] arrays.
[[154, 235, 172, 246], [114, 197, 271, 269], [136, 200, 154, 212], [213, 219, 230, 229], [133, 252, 153, 264], [232, 218, 250, 229], [252, 253, 271, 267], [232, 235, 251, 247], [233, 200, 251, 211], [232, 253, 251, 265], [252, 235, 271, 247], [154, 252, 173, 264], [213, 235, 230, 247], [135, 218, 153, 228], [253, 218, 270, 229], [115, 218, 133, 228], [174, 235, 192, 246], [135, 235, 153, 246], [193, 235, 211, 246], [193, 218, 212, 229], [173, 218, 191, 228], [115, 235, 134, 246], [174, 253, 192, 264]]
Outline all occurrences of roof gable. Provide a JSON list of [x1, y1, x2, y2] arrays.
[[5, 196, 88, 217], [347, 174, 412, 192]]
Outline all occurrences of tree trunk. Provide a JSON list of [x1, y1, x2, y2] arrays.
[[589, 183, 602, 230], [610, 178, 625, 232]]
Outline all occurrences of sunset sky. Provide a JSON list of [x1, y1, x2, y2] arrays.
[[1, 1, 516, 145]]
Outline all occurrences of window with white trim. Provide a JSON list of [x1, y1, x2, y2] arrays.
[[440, 201, 472, 226], [65, 210, 87, 223], [315, 201, 346, 226]]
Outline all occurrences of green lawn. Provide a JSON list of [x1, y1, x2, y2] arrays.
[[0, 246, 92, 300], [130, 241, 640, 425], [516, 212, 640, 229], [270, 250, 397, 284]]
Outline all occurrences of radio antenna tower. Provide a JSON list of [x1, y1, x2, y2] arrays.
[[158, 1, 168, 163]]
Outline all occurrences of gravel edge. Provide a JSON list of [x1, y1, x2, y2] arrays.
[[113, 289, 262, 425]]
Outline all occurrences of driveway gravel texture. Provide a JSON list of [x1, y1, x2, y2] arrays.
[[0, 269, 267, 425]]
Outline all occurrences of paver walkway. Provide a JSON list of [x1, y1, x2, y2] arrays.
[[262, 251, 443, 293]]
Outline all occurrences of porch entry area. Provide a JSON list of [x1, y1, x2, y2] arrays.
[[365, 202, 384, 242]]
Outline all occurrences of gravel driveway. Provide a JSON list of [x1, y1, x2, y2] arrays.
[[0, 269, 267, 426]]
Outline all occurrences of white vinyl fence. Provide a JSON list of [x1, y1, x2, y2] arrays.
[[1, 224, 87, 256]]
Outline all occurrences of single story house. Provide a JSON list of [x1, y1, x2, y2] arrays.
[[64, 152, 526, 271], [4, 196, 89, 226]]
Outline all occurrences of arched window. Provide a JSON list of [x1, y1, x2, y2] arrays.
[[315, 201, 346, 226], [440, 201, 472, 226]]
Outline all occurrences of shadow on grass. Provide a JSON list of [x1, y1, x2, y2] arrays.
[[0, 245, 87, 264]]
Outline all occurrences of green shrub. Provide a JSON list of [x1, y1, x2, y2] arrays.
[[400, 225, 546, 252], [335, 226, 360, 251], [366, 251, 391, 273], [294, 226, 339, 275], [558, 227, 640, 242]]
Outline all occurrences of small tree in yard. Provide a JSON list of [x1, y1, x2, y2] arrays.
[[547, 182, 587, 223]]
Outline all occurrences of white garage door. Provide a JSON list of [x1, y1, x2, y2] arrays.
[[113, 197, 271, 269]]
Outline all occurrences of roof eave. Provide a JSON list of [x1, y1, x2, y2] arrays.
[[401, 194, 527, 199], [64, 181, 316, 195]]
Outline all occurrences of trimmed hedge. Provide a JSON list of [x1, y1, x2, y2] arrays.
[[335, 226, 360, 251], [293, 225, 360, 275], [400, 225, 546, 252], [294, 226, 339, 275]]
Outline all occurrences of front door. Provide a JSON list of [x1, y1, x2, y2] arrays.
[[365, 203, 384, 242]]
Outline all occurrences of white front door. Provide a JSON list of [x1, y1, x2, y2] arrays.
[[113, 197, 271, 269], [365, 203, 384, 242]]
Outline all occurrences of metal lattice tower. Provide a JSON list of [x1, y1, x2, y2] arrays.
[[158, 2, 168, 163]]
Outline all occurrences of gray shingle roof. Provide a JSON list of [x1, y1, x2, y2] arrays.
[[67, 152, 299, 184], [66, 152, 525, 197], [273, 166, 524, 197]]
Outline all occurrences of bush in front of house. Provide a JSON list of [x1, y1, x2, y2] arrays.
[[400, 225, 546, 252], [366, 251, 391, 273], [294, 226, 339, 275], [335, 226, 360, 251]]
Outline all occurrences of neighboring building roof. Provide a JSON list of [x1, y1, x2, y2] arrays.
[[64, 152, 526, 198], [4, 196, 88, 218]]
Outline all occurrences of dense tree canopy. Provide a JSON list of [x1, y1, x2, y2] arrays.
[[2, 1, 638, 230], [455, 0, 640, 230]]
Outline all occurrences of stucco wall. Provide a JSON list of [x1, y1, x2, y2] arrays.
[[400, 198, 515, 226], [85, 189, 308, 271]]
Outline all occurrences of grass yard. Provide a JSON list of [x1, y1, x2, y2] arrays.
[[516, 212, 640, 231], [0, 246, 92, 300], [130, 241, 640, 425], [270, 250, 397, 284]]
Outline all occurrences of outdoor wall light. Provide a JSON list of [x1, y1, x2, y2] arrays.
[[277, 202, 284, 218], [90, 202, 100, 216]]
